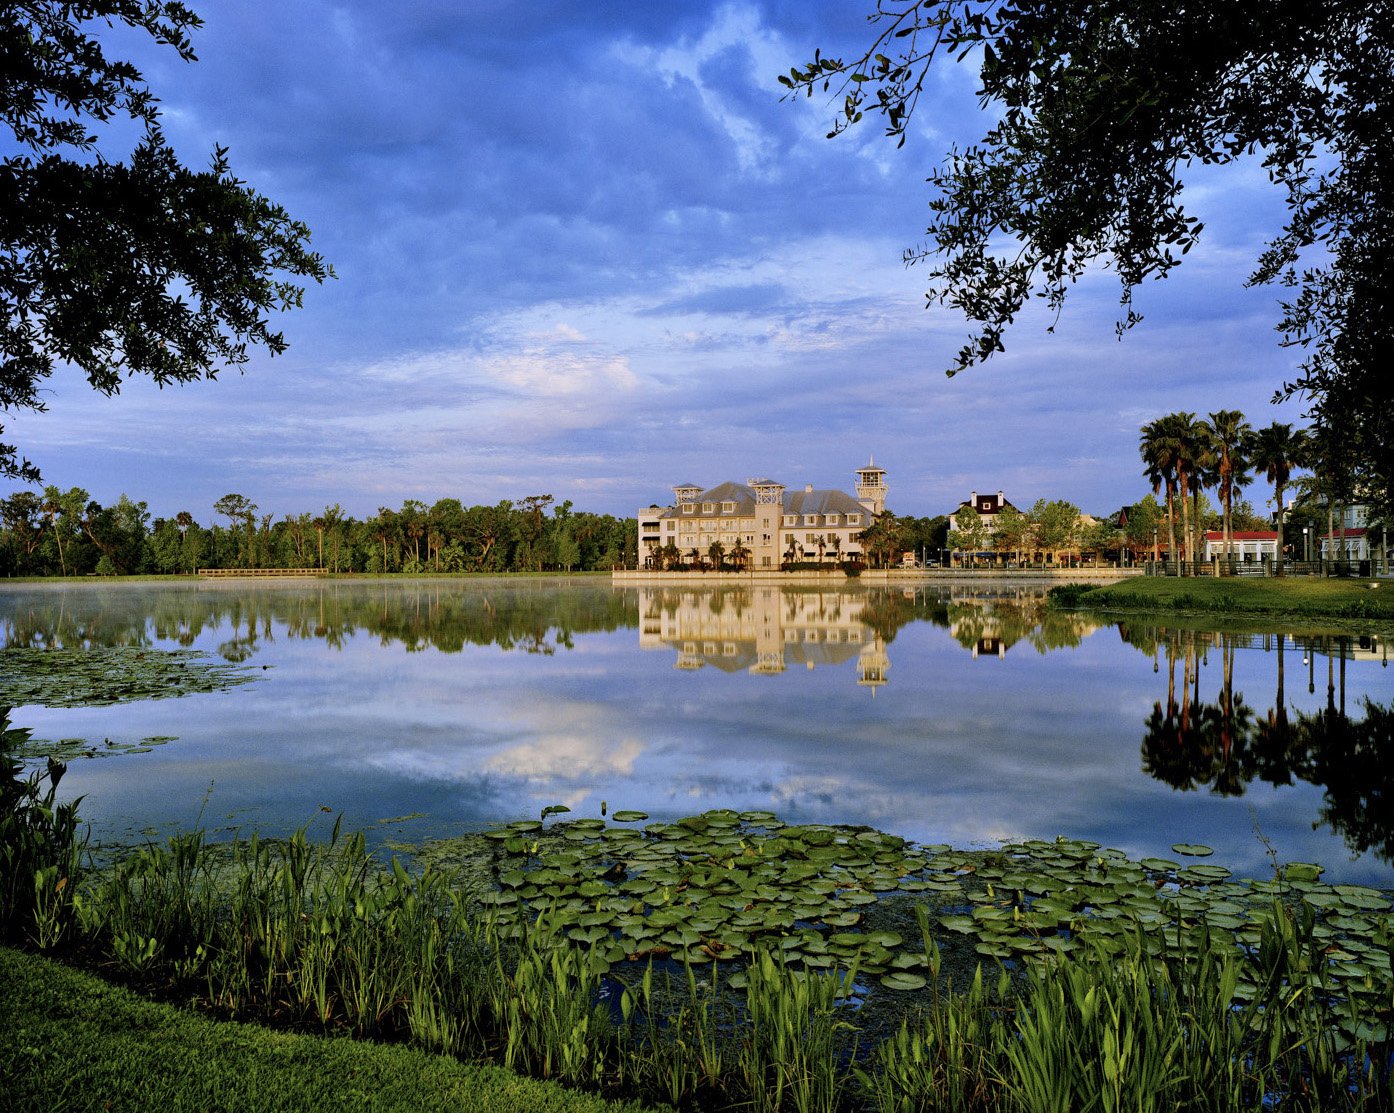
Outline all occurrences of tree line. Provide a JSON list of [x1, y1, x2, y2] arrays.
[[0, 490, 635, 578]]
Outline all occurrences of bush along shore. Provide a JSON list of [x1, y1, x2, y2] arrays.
[[1048, 577, 1394, 624], [3, 712, 1392, 1112]]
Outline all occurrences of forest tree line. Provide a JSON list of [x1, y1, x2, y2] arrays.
[[0, 490, 636, 577]]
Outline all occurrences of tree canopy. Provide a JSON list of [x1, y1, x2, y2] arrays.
[[1, 1, 331, 481], [785, 0, 1392, 515]]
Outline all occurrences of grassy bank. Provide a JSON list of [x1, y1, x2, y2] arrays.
[[0, 945, 666, 1113], [1052, 575, 1394, 625]]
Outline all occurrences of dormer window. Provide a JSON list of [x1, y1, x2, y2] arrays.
[[826, 514, 838, 525], [722, 501, 735, 513], [682, 504, 694, 514], [847, 514, 861, 525], [702, 502, 715, 513], [804, 514, 819, 526], [783, 515, 796, 526]]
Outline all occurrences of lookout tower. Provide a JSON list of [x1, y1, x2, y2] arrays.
[[855, 459, 887, 516]]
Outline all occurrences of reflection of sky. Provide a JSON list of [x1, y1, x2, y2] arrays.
[[3, 581, 1391, 886]]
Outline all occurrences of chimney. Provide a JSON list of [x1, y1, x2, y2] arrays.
[[970, 491, 977, 504], [805, 484, 813, 493], [998, 490, 1004, 505]]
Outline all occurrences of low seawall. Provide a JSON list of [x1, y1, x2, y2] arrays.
[[611, 567, 1141, 585]]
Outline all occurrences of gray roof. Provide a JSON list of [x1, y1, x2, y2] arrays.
[[783, 488, 868, 516], [660, 480, 872, 521]]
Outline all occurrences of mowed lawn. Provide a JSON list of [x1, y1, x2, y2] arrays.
[[1073, 574, 1394, 623], [0, 946, 668, 1113]]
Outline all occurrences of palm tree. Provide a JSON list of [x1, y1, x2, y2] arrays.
[[1177, 414, 1213, 571], [1140, 418, 1181, 572], [707, 539, 726, 570], [1247, 422, 1308, 577], [1208, 410, 1252, 571]]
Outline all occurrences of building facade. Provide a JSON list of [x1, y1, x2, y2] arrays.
[[637, 462, 886, 570], [1202, 531, 1279, 561], [1319, 505, 1386, 563], [947, 491, 1019, 536]]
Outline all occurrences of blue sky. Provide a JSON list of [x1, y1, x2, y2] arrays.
[[8, 1, 1310, 522]]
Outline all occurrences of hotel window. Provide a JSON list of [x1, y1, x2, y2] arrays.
[[783, 515, 796, 526], [722, 501, 735, 513], [826, 514, 839, 525], [805, 515, 819, 526], [703, 502, 715, 513], [847, 514, 861, 525], [682, 504, 694, 514], [666, 521, 675, 531]]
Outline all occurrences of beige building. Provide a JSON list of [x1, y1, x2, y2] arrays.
[[637, 462, 887, 570]]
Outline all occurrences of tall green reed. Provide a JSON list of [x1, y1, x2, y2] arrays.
[[0, 707, 86, 950]]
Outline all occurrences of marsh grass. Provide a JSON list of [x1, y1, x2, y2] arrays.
[[12, 822, 1387, 1111]]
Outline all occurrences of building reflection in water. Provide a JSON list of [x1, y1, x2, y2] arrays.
[[637, 587, 891, 692]]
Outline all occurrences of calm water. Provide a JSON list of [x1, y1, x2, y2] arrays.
[[2, 578, 1391, 886]]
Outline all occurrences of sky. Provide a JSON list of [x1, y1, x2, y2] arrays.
[[7, 0, 1314, 523]]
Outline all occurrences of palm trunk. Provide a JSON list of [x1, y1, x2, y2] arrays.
[[1176, 466, 1192, 574], [1275, 481, 1287, 577]]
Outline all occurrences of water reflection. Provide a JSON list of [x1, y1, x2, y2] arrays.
[[1132, 626, 1394, 862], [637, 587, 892, 689], [636, 585, 1109, 684], [1, 581, 1389, 886], [0, 580, 636, 660]]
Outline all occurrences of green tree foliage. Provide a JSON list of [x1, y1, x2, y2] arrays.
[[945, 506, 987, 565], [786, 0, 1393, 516], [1029, 498, 1081, 560], [0, 1, 331, 482], [1120, 495, 1163, 559], [991, 504, 1031, 561], [0, 489, 636, 577]]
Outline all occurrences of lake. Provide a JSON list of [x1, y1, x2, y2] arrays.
[[2, 577, 1391, 887]]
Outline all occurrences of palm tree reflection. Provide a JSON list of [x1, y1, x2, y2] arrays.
[[1137, 627, 1394, 863]]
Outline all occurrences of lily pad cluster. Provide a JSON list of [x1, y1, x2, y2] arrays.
[[0, 646, 261, 708], [477, 810, 1393, 1018], [10, 734, 180, 761]]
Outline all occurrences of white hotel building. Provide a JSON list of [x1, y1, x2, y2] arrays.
[[637, 462, 887, 570]]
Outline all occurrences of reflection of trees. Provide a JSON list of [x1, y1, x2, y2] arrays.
[[1140, 635, 1255, 795], [837, 589, 946, 642], [945, 594, 1100, 655], [1295, 700, 1394, 861], [0, 583, 639, 659], [1138, 628, 1394, 864]]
